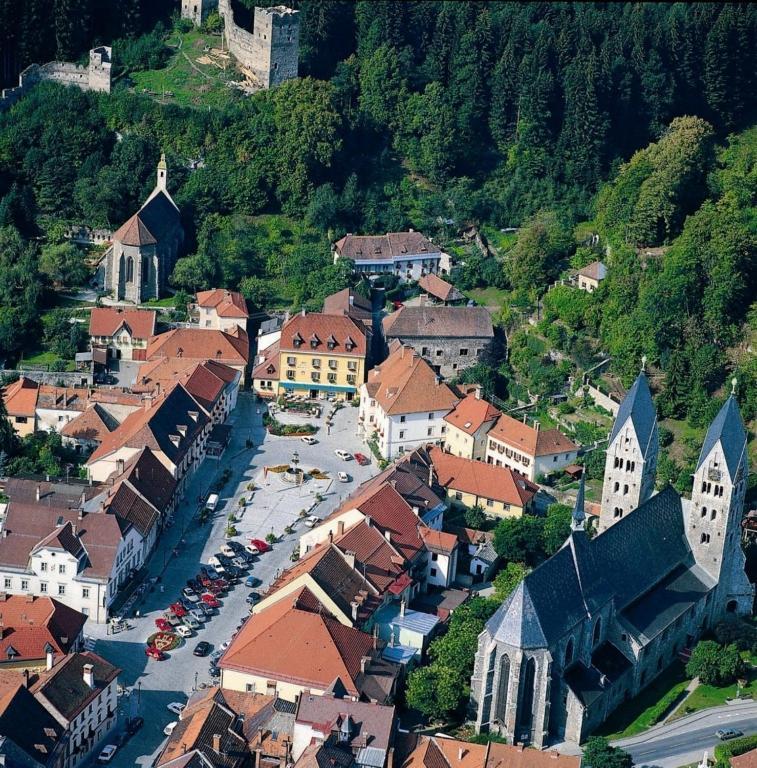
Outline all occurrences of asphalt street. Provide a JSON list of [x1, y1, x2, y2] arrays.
[[613, 700, 757, 767], [87, 394, 375, 767]]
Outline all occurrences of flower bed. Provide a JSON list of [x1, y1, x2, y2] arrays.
[[146, 631, 181, 652], [264, 414, 317, 437]]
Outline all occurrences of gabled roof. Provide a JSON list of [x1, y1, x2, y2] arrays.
[[383, 306, 493, 340], [322, 288, 373, 324], [220, 587, 378, 698], [136, 189, 181, 242], [335, 232, 440, 262], [418, 274, 465, 303], [429, 447, 538, 507], [113, 212, 157, 246], [32, 521, 85, 559], [36, 385, 90, 413], [609, 373, 657, 457], [118, 446, 177, 513], [487, 581, 548, 649], [146, 327, 250, 367], [252, 340, 280, 382], [577, 260, 607, 281], [280, 313, 367, 357], [443, 393, 500, 435], [696, 395, 746, 480], [60, 403, 118, 443], [488, 414, 578, 457], [1, 377, 39, 417], [88, 307, 156, 340], [418, 527, 458, 555], [195, 289, 249, 319], [398, 735, 487, 768], [365, 345, 458, 417]]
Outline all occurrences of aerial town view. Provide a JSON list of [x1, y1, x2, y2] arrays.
[[0, 2, 754, 767]]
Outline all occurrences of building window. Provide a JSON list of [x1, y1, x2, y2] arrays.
[[328, 360, 338, 370], [428, 412, 434, 419], [486, 498, 494, 507], [592, 617, 602, 646], [431, 553, 438, 561], [430, 568, 437, 577], [3, 578, 10, 589], [58, 564, 66, 574], [20, 580, 28, 591], [701, 506, 707, 518], [400, 415, 406, 423], [459, 348, 468, 356], [58, 585, 65, 596], [40, 582, 47, 593], [427, 427, 434, 437], [16, 416, 27, 424], [40, 562, 47, 572], [347, 361, 358, 371], [454, 491, 463, 501], [82, 588, 90, 599], [286, 370, 295, 380], [436, 349, 443, 357], [328, 373, 337, 384], [311, 372, 320, 382], [700, 533, 710, 544], [347, 375, 356, 385], [421, 347, 429, 356], [399, 430, 405, 439], [312, 358, 321, 368], [286, 356, 296, 366]]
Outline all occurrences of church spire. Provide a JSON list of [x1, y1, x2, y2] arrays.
[[157, 152, 167, 192], [572, 472, 586, 532]]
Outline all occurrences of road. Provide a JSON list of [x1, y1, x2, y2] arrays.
[[88, 394, 375, 767], [613, 700, 757, 767]]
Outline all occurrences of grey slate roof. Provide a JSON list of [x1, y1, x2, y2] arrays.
[[486, 486, 690, 648], [609, 373, 657, 457], [138, 190, 181, 243], [384, 306, 494, 340], [696, 396, 746, 479]]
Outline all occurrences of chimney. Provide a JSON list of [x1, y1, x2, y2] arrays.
[[80, 491, 86, 506], [46, 650, 54, 671], [337, 520, 345, 535], [343, 550, 355, 569], [78, 507, 84, 521], [116, 458, 125, 475], [212, 733, 222, 753], [301, 307, 306, 317], [400, 599, 406, 617], [349, 294, 354, 307], [365, 515, 372, 527], [534, 420, 540, 433], [22, 669, 30, 688], [458, 748, 466, 761], [384, 530, 391, 543], [36, 485, 41, 502], [412, 506, 419, 517], [328, 530, 333, 544], [360, 656, 369, 674], [351, 601, 359, 621], [25, 594, 34, 603], [82, 663, 94, 688], [475, 384, 482, 400]]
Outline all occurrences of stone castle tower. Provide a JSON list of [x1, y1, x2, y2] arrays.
[[686, 390, 753, 614], [181, 0, 219, 26], [599, 371, 659, 531]]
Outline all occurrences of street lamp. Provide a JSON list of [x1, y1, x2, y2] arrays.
[[291, 450, 300, 469]]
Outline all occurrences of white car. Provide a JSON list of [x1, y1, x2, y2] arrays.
[[334, 449, 352, 461], [167, 702, 186, 716], [301, 436, 318, 445], [304, 515, 320, 528], [176, 625, 193, 638], [97, 745, 118, 763], [219, 640, 232, 652], [245, 544, 259, 556], [164, 721, 178, 736], [220, 544, 236, 558], [337, 471, 349, 482]]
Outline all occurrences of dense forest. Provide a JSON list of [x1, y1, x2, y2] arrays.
[[0, 1, 754, 426]]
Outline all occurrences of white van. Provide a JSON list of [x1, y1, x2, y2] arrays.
[[206, 494, 219, 511]]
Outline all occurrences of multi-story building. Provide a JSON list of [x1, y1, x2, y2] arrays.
[[470, 391, 753, 748], [485, 414, 578, 482], [333, 232, 449, 283], [275, 311, 367, 401], [383, 306, 494, 379], [1, 377, 39, 437], [443, 388, 501, 460], [358, 344, 458, 460], [88, 308, 156, 362], [145, 326, 250, 376], [193, 289, 249, 333]]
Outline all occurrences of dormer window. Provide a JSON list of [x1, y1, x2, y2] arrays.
[[177, 347, 184, 358], [177, 425, 187, 437], [169, 434, 181, 447], [310, 334, 320, 348], [327, 335, 337, 350], [6, 646, 18, 660], [188, 411, 199, 422], [292, 333, 303, 348]]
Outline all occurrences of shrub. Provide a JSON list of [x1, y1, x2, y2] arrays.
[[225, 525, 238, 537], [714, 734, 757, 768], [265, 533, 277, 544]]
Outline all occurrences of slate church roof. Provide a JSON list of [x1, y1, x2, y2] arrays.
[[608, 373, 657, 457], [696, 395, 746, 479], [485, 486, 711, 648]]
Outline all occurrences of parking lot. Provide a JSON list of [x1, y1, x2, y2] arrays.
[[87, 393, 376, 767]]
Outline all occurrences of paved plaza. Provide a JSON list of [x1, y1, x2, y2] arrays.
[[89, 394, 376, 767]]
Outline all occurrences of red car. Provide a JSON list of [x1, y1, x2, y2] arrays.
[[354, 452, 370, 466], [169, 603, 187, 617], [249, 538, 271, 553], [145, 646, 166, 661], [198, 576, 214, 588], [201, 594, 221, 608], [155, 617, 171, 632]]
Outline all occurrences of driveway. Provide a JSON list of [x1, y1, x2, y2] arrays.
[[87, 395, 375, 767]]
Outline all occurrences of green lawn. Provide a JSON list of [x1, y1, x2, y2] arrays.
[[19, 350, 76, 372], [130, 28, 243, 109], [480, 225, 517, 254], [467, 286, 509, 308], [142, 296, 179, 308], [597, 662, 689, 739]]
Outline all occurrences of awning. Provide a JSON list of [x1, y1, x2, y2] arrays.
[[279, 381, 356, 393]]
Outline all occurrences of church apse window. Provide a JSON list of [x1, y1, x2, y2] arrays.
[[480, 649, 497, 728], [142, 257, 150, 286], [494, 654, 511, 723], [126, 256, 134, 283], [700, 533, 710, 544], [701, 506, 707, 518], [710, 509, 717, 521]]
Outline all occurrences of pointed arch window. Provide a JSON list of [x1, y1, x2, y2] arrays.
[[126, 256, 134, 283], [592, 617, 602, 646], [564, 638, 574, 666]]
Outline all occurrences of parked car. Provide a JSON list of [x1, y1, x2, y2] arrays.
[[219, 640, 232, 652], [220, 544, 236, 558], [205, 493, 219, 511], [209, 664, 220, 677], [193, 641, 211, 657], [716, 729, 743, 741], [167, 702, 186, 716], [164, 722, 178, 736], [245, 544, 260, 556], [97, 744, 118, 763], [232, 556, 250, 570], [189, 608, 206, 623], [226, 540, 244, 553], [183, 615, 200, 630], [208, 556, 225, 569], [181, 588, 200, 603], [200, 566, 221, 580], [186, 578, 202, 591], [210, 650, 224, 663], [176, 625, 193, 638], [301, 436, 318, 445], [337, 471, 349, 482], [169, 603, 187, 617], [237, 551, 256, 565], [155, 618, 172, 632], [245, 575, 262, 588], [246, 592, 261, 605], [202, 594, 221, 608], [145, 646, 166, 661], [126, 717, 144, 736], [334, 449, 352, 460], [304, 515, 320, 528], [249, 538, 271, 552], [354, 452, 370, 466]]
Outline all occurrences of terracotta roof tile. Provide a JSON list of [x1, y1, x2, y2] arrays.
[[365, 345, 458, 416], [418, 527, 458, 555], [488, 414, 578, 457], [1, 378, 38, 417], [335, 232, 440, 262], [119, 447, 177, 517], [88, 308, 156, 340], [383, 306, 493, 340], [60, 404, 118, 442], [196, 289, 249, 319], [252, 340, 280, 382], [443, 393, 500, 435], [36, 385, 90, 413], [418, 274, 465, 303], [146, 327, 249, 367], [113, 212, 157, 246], [486, 741, 580, 768], [429, 447, 539, 507], [280, 313, 367, 357]]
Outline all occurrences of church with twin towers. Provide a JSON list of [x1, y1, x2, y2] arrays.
[[470, 371, 753, 748]]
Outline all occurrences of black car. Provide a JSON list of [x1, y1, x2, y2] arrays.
[[246, 592, 261, 605], [209, 665, 220, 677], [126, 717, 144, 735], [186, 578, 201, 591], [226, 540, 244, 553], [193, 641, 211, 657]]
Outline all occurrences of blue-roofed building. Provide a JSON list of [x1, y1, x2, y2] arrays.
[[374, 602, 440, 654], [470, 391, 753, 749], [599, 371, 659, 531]]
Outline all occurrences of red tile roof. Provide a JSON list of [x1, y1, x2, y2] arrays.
[[146, 327, 250, 367], [335, 232, 440, 262], [365, 345, 458, 416], [443, 392, 501, 435], [1, 378, 38, 417], [429, 447, 539, 507], [36, 385, 90, 413], [418, 274, 465, 303], [280, 313, 367, 357], [252, 340, 280, 382], [220, 587, 377, 697], [113, 213, 157, 246], [60, 404, 117, 442], [0, 595, 86, 662], [195, 289, 249, 319], [418, 527, 458, 555], [88, 307, 156, 340], [488, 414, 578, 457]]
